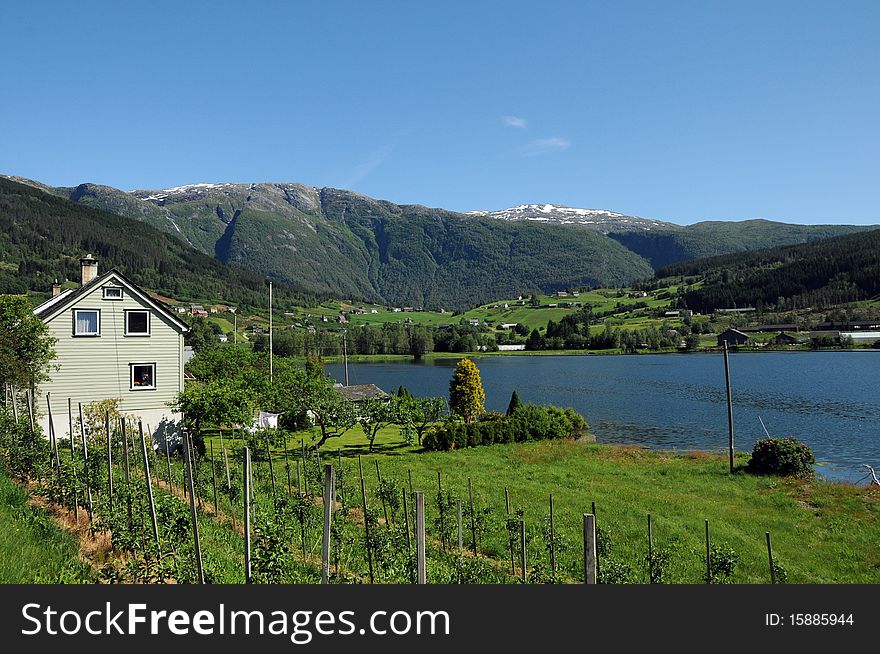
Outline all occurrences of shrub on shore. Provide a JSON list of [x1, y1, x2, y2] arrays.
[[746, 437, 815, 479]]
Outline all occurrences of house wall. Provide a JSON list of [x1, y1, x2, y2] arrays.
[[37, 276, 184, 438]]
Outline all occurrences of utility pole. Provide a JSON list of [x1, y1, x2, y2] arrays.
[[268, 281, 273, 381], [343, 329, 349, 386], [723, 340, 734, 474]]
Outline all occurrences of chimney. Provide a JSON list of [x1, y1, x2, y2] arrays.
[[80, 254, 98, 286], [51, 279, 61, 297]]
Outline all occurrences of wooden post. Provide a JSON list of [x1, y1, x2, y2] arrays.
[[138, 421, 161, 557], [26, 389, 35, 435], [301, 440, 309, 497], [67, 399, 79, 521], [359, 455, 374, 584], [210, 439, 219, 514], [583, 513, 597, 584], [723, 341, 735, 474], [283, 440, 293, 495], [375, 460, 389, 525], [78, 403, 94, 522], [296, 459, 302, 497], [403, 488, 414, 583], [415, 491, 426, 584], [46, 394, 61, 472], [705, 519, 711, 584], [647, 513, 654, 584], [337, 451, 344, 510], [519, 520, 527, 583], [322, 464, 335, 584], [549, 493, 556, 580], [266, 436, 278, 509], [105, 410, 113, 512], [505, 487, 515, 574], [243, 447, 252, 583], [592, 500, 600, 579], [766, 532, 775, 584], [184, 433, 205, 584], [165, 435, 173, 490], [437, 470, 446, 551], [468, 477, 477, 555], [121, 418, 131, 529], [457, 498, 463, 584], [11, 386, 19, 423]]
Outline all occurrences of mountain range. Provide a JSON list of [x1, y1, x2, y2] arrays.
[[2, 174, 873, 309]]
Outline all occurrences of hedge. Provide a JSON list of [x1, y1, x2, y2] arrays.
[[422, 404, 590, 451]]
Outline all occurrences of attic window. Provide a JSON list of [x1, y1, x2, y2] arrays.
[[130, 363, 155, 390], [103, 286, 123, 300]]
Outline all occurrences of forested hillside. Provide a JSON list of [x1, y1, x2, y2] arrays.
[[0, 178, 322, 310], [659, 228, 880, 313]]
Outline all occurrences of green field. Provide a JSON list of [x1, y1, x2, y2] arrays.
[[0, 467, 94, 583], [202, 426, 880, 584]]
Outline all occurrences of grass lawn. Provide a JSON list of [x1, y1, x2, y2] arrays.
[[0, 467, 94, 583], [218, 425, 880, 584]]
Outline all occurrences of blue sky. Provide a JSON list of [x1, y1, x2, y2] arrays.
[[1, 1, 877, 224]]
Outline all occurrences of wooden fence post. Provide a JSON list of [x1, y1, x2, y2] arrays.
[[583, 513, 597, 584], [705, 519, 712, 584], [519, 520, 527, 583], [549, 493, 556, 580], [78, 403, 94, 522], [457, 498, 463, 584], [436, 470, 446, 551], [184, 432, 205, 583], [766, 532, 776, 584], [46, 394, 61, 472], [283, 440, 293, 495], [415, 491, 426, 584], [505, 487, 515, 574], [210, 439, 218, 514], [376, 460, 389, 525], [138, 421, 161, 557], [121, 418, 131, 529], [647, 513, 654, 583], [468, 477, 477, 555], [592, 501, 600, 579], [358, 455, 374, 584], [243, 447, 252, 584], [11, 386, 19, 423], [67, 399, 79, 521], [26, 389, 35, 435], [403, 488, 414, 583], [322, 464, 335, 584], [105, 410, 113, 512]]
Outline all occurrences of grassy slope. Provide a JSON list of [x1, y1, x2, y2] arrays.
[[0, 467, 94, 583], [247, 427, 880, 584]]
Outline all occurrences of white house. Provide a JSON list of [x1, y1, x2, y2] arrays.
[[33, 255, 189, 437]]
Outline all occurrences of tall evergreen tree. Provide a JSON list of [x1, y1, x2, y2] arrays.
[[506, 390, 523, 416]]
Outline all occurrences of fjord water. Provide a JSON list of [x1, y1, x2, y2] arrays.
[[326, 352, 880, 482]]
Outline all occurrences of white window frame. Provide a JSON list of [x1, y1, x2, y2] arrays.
[[130, 362, 156, 391], [73, 309, 101, 337], [124, 309, 151, 336], [103, 286, 124, 300]]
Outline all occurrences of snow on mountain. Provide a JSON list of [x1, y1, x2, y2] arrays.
[[467, 203, 679, 233]]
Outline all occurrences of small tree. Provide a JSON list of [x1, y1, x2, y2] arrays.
[[172, 378, 256, 436], [401, 395, 446, 445], [506, 390, 522, 416], [358, 397, 399, 452], [449, 359, 485, 424], [0, 295, 56, 389]]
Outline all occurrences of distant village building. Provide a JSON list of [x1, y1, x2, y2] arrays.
[[500, 323, 518, 329], [716, 328, 750, 346], [370, 309, 379, 314], [497, 344, 526, 351], [715, 307, 756, 314], [190, 305, 208, 317], [32, 256, 189, 437], [773, 332, 800, 345]]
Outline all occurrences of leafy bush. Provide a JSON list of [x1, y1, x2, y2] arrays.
[[422, 405, 590, 451], [708, 544, 738, 584], [746, 437, 815, 479]]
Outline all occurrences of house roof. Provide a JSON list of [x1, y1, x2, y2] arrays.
[[33, 267, 190, 333], [719, 328, 749, 337], [333, 383, 389, 402]]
